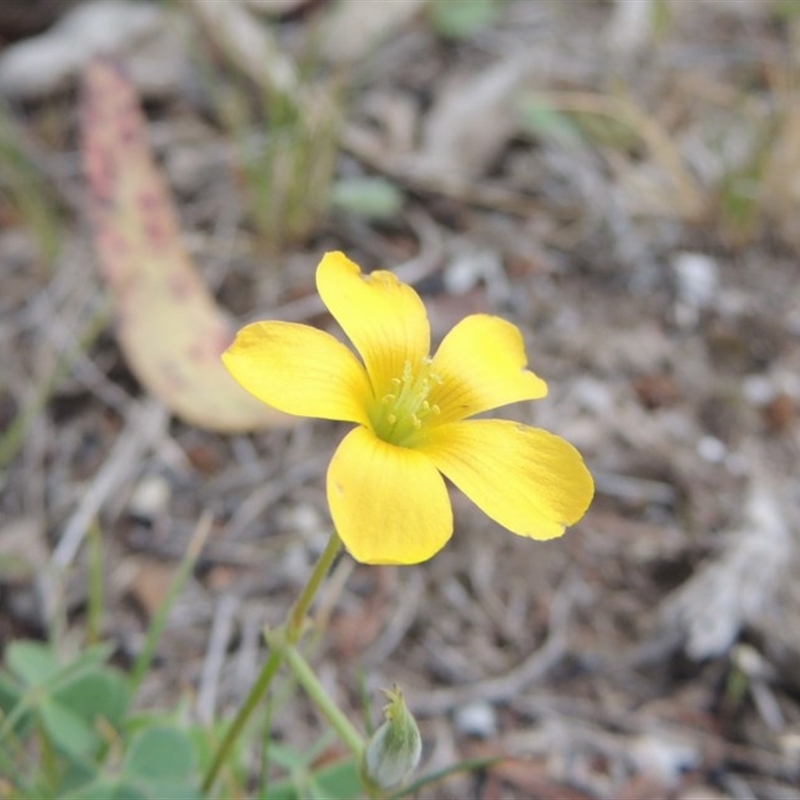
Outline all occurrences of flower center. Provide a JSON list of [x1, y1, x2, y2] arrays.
[[369, 358, 442, 446]]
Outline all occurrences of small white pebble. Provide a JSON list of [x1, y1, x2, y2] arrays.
[[662, 410, 695, 440], [732, 643, 773, 680], [128, 474, 170, 520], [697, 436, 727, 463], [672, 252, 719, 308], [572, 377, 613, 414], [444, 253, 482, 295], [285, 502, 323, 535], [443, 249, 503, 296], [630, 733, 700, 785], [778, 732, 800, 774], [453, 701, 497, 739], [742, 374, 775, 406]]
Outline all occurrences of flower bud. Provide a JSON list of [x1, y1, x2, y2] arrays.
[[362, 686, 422, 790]]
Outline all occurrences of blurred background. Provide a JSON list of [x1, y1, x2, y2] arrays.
[[1, 1, 800, 798]]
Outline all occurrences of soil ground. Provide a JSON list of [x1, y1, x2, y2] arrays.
[[2, 2, 800, 798]]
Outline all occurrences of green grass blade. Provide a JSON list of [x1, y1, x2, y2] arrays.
[[128, 512, 212, 697], [86, 520, 105, 645]]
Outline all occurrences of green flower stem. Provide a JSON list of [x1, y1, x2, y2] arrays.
[[201, 531, 342, 794], [282, 642, 365, 758], [287, 532, 342, 642], [130, 513, 212, 696], [201, 648, 283, 794]]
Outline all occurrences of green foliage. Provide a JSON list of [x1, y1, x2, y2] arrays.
[[0, 635, 483, 799], [120, 726, 202, 799], [0, 103, 62, 264], [195, 18, 342, 251], [652, 0, 673, 37], [517, 95, 642, 154], [0, 640, 209, 800], [772, 0, 800, 21], [264, 744, 363, 800], [716, 122, 775, 246], [0, 639, 379, 800], [518, 103, 586, 150], [331, 176, 405, 221], [239, 87, 341, 249], [429, 0, 501, 40]]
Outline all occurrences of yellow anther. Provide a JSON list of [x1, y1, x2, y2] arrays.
[[369, 357, 442, 445]]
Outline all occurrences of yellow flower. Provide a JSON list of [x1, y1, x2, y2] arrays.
[[222, 252, 593, 565]]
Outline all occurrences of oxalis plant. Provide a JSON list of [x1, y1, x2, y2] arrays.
[[0, 252, 593, 800], [212, 252, 594, 795]]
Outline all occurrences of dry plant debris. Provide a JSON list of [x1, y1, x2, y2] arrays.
[[81, 59, 293, 433], [2, 1, 800, 798]]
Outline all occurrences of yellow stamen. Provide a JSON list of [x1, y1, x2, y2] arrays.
[[369, 358, 442, 446]]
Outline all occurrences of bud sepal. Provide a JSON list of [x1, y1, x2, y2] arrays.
[[362, 686, 422, 791]]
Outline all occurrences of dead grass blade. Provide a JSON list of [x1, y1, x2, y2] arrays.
[[528, 90, 707, 221]]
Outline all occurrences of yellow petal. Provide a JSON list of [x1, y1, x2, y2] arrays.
[[429, 315, 548, 423], [222, 321, 371, 424], [420, 420, 593, 540], [327, 427, 452, 565], [316, 252, 430, 391]]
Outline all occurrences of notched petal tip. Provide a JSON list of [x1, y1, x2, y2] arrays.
[[316, 250, 430, 392], [317, 250, 361, 282], [316, 251, 406, 292]]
